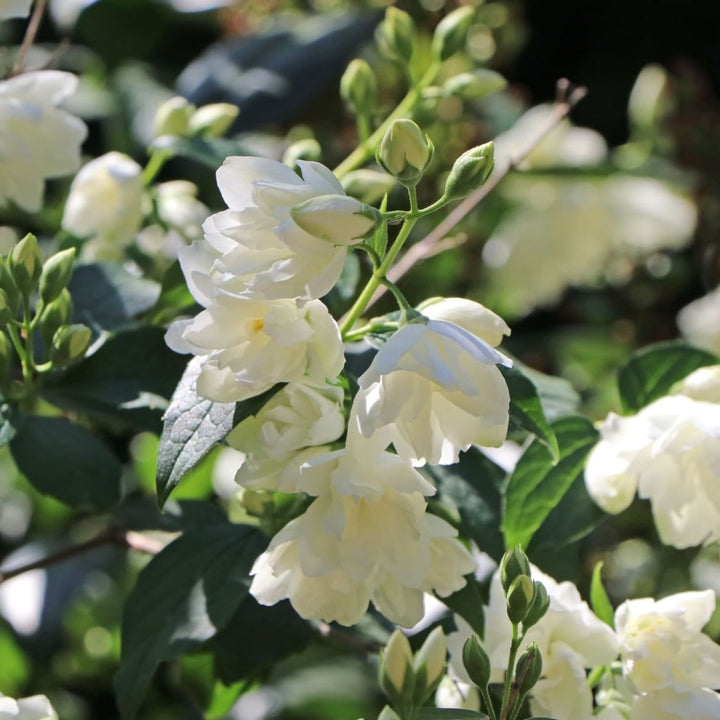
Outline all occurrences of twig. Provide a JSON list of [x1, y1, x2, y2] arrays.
[[11, 0, 49, 76], [365, 80, 588, 311]]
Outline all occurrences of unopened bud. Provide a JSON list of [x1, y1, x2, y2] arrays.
[[515, 642, 543, 697], [189, 103, 239, 138], [153, 96, 195, 138], [50, 324, 91, 367], [283, 138, 322, 168], [39, 248, 76, 304], [412, 627, 446, 702], [376, 6, 415, 64], [9, 233, 42, 296], [380, 630, 413, 700], [340, 58, 377, 116], [443, 142, 494, 200], [522, 580, 550, 629], [39, 289, 73, 350], [0, 331, 12, 386], [0, 259, 19, 316], [291, 194, 379, 245], [0, 290, 13, 325], [443, 70, 507, 100], [506, 574, 536, 625], [432, 6, 475, 61], [462, 636, 491, 690], [341, 169, 396, 204], [378, 119, 433, 187], [499, 546, 531, 594], [378, 706, 402, 720]]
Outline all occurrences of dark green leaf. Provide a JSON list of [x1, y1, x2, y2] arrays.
[[416, 710, 487, 720], [10, 415, 121, 509], [521, 365, 580, 421], [115, 523, 267, 720], [590, 562, 614, 627], [116, 496, 227, 532], [156, 357, 236, 506], [617, 341, 718, 413], [0, 403, 19, 448], [502, 416, 598, 550], [147, 259, 197, 325], [438, 575, 485, 637], [426, 447, 506, 562], [501, 365, 558, 459]]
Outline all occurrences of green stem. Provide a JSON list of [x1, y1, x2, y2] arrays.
[[333, 61, 441, 179], [499, 625, 520, 720], [479, 686, 499, 720], [142, 149, 172, 186]]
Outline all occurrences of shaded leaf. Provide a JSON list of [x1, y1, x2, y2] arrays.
[[438, 575, 485, 637], [590, 561, 614, 627]]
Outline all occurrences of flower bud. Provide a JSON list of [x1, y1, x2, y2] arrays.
[[189, 103, 239, 138], [39, 247, 76, 304], [380, 630, 414, 700], [443, 142, 494, 201], [153, 96, 195, 138], [0, 290, 13, 325], [39, 289, 73, 350], [240, 488, 274, 517], [378, 706, 402, 720], [461, 635, 491, 690], [376, 6, 415, 64], [378, 119, 433, 187], [340, 58, 377, 116], [0, 259, 20, 317], [283, 138, 322, 168], [515, 642, 543, 697], [432, 6, 475, 61], [50, 324, 91, 367], [499, 546, 531, 594], [341, 169, 396, 204], [442, 69, 507, 101], [506, 574, 536, 625], [412, 627, 446, 701], [0, 331, 12, 386], [522, 580, 550, 629], [291, 194, 379, 245], [9, 233, 42, 296]]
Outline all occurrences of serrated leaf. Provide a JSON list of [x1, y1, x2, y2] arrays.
[[501, 365, 558, 459], [416, 709, 487, 720], [115, 523, 267, 720], [617, 341, 718, 413], [590, 561, 614, 627], [502, 416, 598, 550], [156, 357, 236, 506], [10, 415, 121, 509]]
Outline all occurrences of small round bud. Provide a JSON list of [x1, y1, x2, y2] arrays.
[[9, 233, 42, 296], [0, 259, 20, 316], [378, 119, 433, 187], [50, 324, 91, 367], [522, 580, 550, 629], [461, 636, 491, 690], [153, 96, 195, 138], [381, 630, 413, 698], [39, 289, 73, 350], [442, 70, 507, 101], [443, 142, 494, 201], [189, 103, 239, 138], [499, 546, 531, 594], [340, 169, 396, 204], [376, 7, 415, 64], [506, 574, 536, 625], [291, 194, 379, 245], [515, 642, 543, 697], [39, 247, 76, 305], [340, 58, 377, 116], [432, 6, 475, 61], [412, 627, 446, 702], [283, 138, 322, 168]]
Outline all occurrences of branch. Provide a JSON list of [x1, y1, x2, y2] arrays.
[[11, 0, 49, 76], [365, 79, 588, 311], [0, 526, 164, 584]]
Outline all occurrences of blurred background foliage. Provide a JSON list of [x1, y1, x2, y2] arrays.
[[1, 0, 720, 718]]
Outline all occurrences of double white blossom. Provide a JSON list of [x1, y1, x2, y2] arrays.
[[0, 693, 57, 720], [585, 395, 720, 548], [0, 71, 86, 212]]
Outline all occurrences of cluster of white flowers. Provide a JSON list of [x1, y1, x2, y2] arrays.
[[166, 157, 513, 626], [443, 565, 720, 720]]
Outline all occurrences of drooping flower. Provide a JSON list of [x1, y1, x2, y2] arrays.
[[165, 296, 344, 402], [353, 319, 511, 466], [585, 395, 720, 548], [0, 71, 86, 212], [0, 693, 58, 720]]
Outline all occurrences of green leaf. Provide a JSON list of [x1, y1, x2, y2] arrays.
[[43, 327, 187, 433], [590, 561, 614, 627], [115, 523, 267, 720], [151, 136, 253, 169], [438, 574, 485, 637], [10, 415, 121, 510], [147, 260, 196, 325], [426, 447, 506, 562], [501, 365, 558, 459], [617, 341, 718, 413], [416, 710, 487, 720], [0, 626, 29, 694], [0, 402, 19, 448], [502, 416, 599, 550], [156, 357, 236, 506], [521, 365, 580, 421], [207, 680, 248, 719]]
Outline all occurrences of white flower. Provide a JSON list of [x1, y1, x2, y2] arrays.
[[435, 676, 481, 711], [62, 151, 143, 257], [228, 380, 345, 488], [585, 395, 720, 548], [178, 156, 361, 303], [419, 297, 511, 347], [615, 590, 720, 694], [678, 288, 720, 355], [671, 365, 720, 404], [0, 693, 58, 720], [156, 180, 208, 241], [0, 0, 32, 19], [0, 71, 86, 212], [353, 319, 511, 466], [629, 688, 720, 720], [165, 296, 344, 402]]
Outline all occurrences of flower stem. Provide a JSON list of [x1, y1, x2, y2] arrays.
[[11, 0, 49, 76], [499, 624, 521, 720]]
